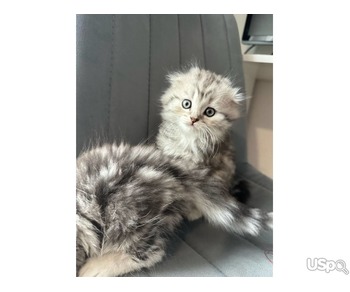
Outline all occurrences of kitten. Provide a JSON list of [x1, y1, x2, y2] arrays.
[[76, 66, 272, 277]]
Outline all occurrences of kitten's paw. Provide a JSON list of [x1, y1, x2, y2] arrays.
[[266, 212, 273, 230], [78, 251, 144, 277], [78, 261, 103, 277], [78, 257, 114, 277]]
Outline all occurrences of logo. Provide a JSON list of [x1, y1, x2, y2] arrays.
[[306, 258, 349, 275]]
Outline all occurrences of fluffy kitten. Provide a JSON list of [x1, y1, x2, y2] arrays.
[[76, 66, 272, 277]]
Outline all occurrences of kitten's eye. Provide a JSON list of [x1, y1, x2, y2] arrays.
[[182, 99, 192, 109], [204, 107, 216, 117]]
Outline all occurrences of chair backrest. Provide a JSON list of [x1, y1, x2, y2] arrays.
[[77, 14, 247, 162]]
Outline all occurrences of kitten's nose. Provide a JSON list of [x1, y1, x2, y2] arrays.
[[190, 117, 199, 125]]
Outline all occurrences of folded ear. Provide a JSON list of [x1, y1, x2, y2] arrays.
[[166, 66, 200, 85], [166, 72, 182, 84], [223, 87, 249, 121], [231, 87, 247, 104], [160, 72, 181, 106]]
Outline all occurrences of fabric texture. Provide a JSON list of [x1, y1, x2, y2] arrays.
[[76, 14, 273, 277]]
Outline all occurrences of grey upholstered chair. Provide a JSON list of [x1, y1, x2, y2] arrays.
[[76, 14, 273, 276]]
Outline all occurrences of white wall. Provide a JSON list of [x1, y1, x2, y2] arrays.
[[234, 14, 273, 178]]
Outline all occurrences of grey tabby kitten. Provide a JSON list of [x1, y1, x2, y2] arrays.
[[76, 66, 272, 277]]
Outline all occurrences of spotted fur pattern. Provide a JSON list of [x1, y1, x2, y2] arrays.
[[76, 66, 273, 277]]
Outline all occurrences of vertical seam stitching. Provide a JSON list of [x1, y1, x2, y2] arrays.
[[107, 15, 116, 138], [223, 15, 233, 72], [177, 15, 182, 66], [146, 14, 152, 138], [199, 15, 207, 68]]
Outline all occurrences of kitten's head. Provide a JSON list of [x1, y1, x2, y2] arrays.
[[160, 66, 245, 144]]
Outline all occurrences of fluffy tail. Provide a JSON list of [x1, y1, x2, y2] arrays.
[[204, 202, 272, 236], [194, 182, 272, 236]]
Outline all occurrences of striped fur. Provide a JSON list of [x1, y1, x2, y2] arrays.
[[76, 66, 272, 277]]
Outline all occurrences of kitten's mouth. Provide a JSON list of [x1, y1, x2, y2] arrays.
[[187, 121, 198, 128], [181, 121, 197, 131]]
